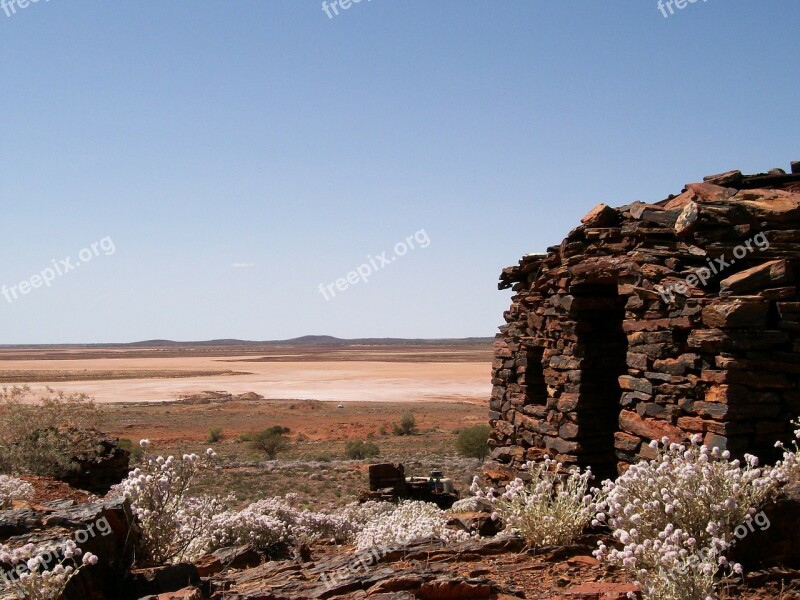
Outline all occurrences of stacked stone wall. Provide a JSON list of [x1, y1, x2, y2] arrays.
[[490, 165, 800, 477]]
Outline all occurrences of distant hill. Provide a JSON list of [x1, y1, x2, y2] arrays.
[[0, 336, 495, 350]]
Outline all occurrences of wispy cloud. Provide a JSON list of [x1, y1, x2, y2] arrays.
[[231, 262, 255, 269]]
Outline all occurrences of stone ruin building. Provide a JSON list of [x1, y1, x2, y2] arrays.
[[489, 161, 800, 480]]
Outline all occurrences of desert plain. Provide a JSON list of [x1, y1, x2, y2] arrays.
[[0, 340, 494, 507]]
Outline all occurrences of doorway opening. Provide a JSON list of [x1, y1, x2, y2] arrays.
[[571, 282, 628, 480]]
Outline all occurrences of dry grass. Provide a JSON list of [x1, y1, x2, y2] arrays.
[[98, 397, 487, 509]]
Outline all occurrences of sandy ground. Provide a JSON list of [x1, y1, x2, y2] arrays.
[[0, 353, 491, 404]]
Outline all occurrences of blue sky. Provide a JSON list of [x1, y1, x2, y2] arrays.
[[1, 1, 798, 344]]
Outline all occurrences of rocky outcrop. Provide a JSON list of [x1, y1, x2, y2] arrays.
[[0, 496, 141, 600], [127, 564, 203, 599], [3, 486, 794, 599], [490, 163, 800, 479], [205, 535, 636, 600], [61, 433, 130, 495]]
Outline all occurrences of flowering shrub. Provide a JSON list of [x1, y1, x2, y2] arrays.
[[337, 501, 396, 535], [774, 418, 800, 484], [593, 435, 779, 600], [116, 441, 404, 562], [116, 440, 220, 564], [353, 501, 470, 551], [0, 475, 33, 510], [447, 496, 482, 514], [205, 502, 289, 552], [0, 540, 97, 600], [206, 493, 355, 553], [171, 494, 233, 562], [182, 497, 413, 559], [471, 457, 595, 547]]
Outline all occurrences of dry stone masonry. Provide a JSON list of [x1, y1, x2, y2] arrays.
[[489, 162, 800, 480]]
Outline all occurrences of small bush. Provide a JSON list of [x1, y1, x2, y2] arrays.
[[251, 430, 289, 458], [392, 413, 417, 436], [207, 494, 355, 552], [344, 440, 380, 460], [456, 424, 491, 462], [0, 474, 33, 509], [0, 539, 98, 600], [354, 501, 470, 551], [448, 496, 482, 514], [116, 440, 221, 564], [255, 425, 290, 436], [471, 457, 594, 547], [118, 438, 145, 463], [207, 427, 224, 443], [593, 435, 779, 600], [0, 386, 101, 477], [775, 417, 800, 485]]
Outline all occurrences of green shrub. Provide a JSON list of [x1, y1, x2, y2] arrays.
[[344, 440, 380, 460], [207, 427, 223, 443], [263, 425, 290, 436], [392, 413, 417, 436], [118, 438, 145, 463], [0, 386, 102, 477], [456, 424, 491, 462], [250, 429, 289, 458], [240, 426, 287, 444]]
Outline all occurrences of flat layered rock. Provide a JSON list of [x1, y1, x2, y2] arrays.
[[0, 496, 140, 600], [206, 536, 639, 600]]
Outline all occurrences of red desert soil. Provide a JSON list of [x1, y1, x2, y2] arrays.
[[17, 475, 96, 505]]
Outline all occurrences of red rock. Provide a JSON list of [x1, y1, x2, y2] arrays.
[[567, 555, 600, 567], [720, 259, 793, 295], [156, 588, 202, 600], [581, 203, 619, 227], [677, 416, 710, 432], [614, 431, 641, 453], [417, 578, 494, 599], [701, 300, 769, 328], [702, 170, 743, 187], [619, 410, 683, 442], [622, 318, 670, 332], [558, 581, 638, 599], [733, 188, 800, 223]]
